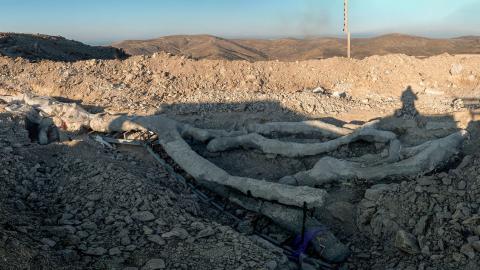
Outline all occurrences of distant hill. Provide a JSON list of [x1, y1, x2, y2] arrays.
[[112, 35, 268, 61], [0, 33, 128, 61], [2, 33, 478, 62], [113, 34, 480, 61]]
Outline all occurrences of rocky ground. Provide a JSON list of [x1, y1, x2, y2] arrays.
[[0, 112, 287, 270], [0, 33, 127, 62], [355, 156, 480, 270], [0, 52, 479, 269]]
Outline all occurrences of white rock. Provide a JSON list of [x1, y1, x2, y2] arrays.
[[195, 227, 215, 239], [450, 64, 463, 75], [312, 87, 326, 94], [394, 230, 420, 254], [147, 235, 166, 246], [131, 211, 155, 222], [332, 91, 347, 99], [161, 227, 189, 240]]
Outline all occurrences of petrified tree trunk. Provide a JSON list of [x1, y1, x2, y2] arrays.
[[207, 126, 397, 157], [246, 120, 352, 138], [197, 179, 350, 263], [2, 93, 469, 264], [1, 94, 327, 208], [279, 131, 468, 187], [1, 93, 350, 262]]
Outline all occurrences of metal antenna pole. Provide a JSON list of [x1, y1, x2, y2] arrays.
[[344, 0, 351, 58]]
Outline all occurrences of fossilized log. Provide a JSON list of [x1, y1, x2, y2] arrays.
[[154, 125, 329, 208], [231, 194, 350, 263], [246, 120, 352, 139], [279, 131, 468, 186], [3, 93, 346, 259], [197, 179, 350, 263], [207, 125, 397, 157], [1, 94, 327, 208], [0, 94, 243, 142], [2, 94, 92, 131], [107, 136, 350, 262], [4, 102, 59, 145], [179, 125, 246, 143]]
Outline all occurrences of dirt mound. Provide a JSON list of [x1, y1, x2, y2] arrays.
[[0, 33, 128, 61], [113, 34, 480, 61], [0, 53, 478, 122]]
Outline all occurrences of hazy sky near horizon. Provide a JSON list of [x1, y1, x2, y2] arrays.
[[0, 0, 479, 44]]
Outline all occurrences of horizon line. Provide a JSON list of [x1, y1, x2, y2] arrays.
[[3, 31, 479, 46]]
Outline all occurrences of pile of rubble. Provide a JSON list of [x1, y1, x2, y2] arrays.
[[0, 53, 478, 119], [355, 155, 480, 269]]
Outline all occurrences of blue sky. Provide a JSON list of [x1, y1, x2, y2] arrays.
[[0, 0, 478, 44]]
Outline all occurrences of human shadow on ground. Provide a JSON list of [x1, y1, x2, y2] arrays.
[[1, 88, 478, 268], [377, 86, 470, 145], [5, 86, 476, 189], [158, 86, 472, 146]]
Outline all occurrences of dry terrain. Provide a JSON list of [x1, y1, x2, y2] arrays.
[[113, 34, 480, 61], [0, 35, 480, 270], [0, 33, 127, 61]]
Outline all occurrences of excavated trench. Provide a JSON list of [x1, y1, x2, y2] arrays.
[[84, 127, 385, 268], [141, 125, 442, 265], [2, 93, 474, 270], [147, 139, 353, 268], [191, 139, 381, 182]]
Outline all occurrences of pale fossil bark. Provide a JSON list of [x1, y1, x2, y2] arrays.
[[196, 179, 350, 263], [206, 126, 397, 157], [279, 131, 468, 187], [246, 120, 352, 138], [0, 94, 327, 208], [2, 93, 468, 264]]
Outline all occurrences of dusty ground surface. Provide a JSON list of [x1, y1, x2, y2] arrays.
[[0, 52, 479, 118], [0, 52, 480, 270]]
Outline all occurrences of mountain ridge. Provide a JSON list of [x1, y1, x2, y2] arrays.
[[112, 34, 480, 61]]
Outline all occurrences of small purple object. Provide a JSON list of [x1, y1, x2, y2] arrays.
[[292, 226, 328, 258]]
